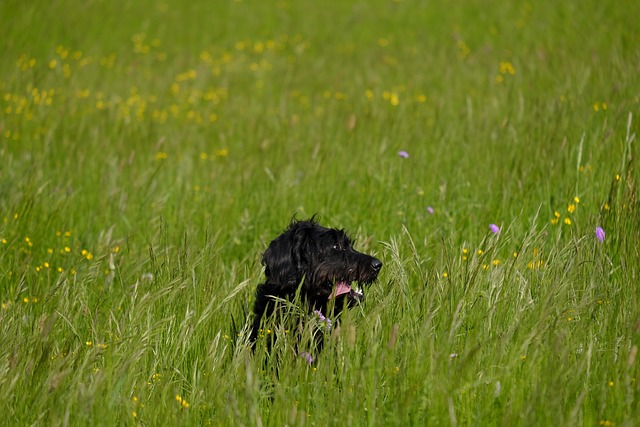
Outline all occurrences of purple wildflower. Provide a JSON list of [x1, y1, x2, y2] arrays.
[[314, 310, 332, 330], [398, 150, 409, 158], [595, 227, 605, 242], [489, 224, 500, 234], [299, 352, 314, 365], [426, 206, 435, 215]]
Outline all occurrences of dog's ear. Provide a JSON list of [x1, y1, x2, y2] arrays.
[[262, 235, 297, 287], [262, 221, 315, 288]]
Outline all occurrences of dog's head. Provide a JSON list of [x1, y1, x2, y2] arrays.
[[261, 218, 382, 310]]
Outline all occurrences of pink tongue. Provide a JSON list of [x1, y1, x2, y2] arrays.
[[329, 281, 351, 299]]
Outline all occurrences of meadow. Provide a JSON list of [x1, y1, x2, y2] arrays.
[[1, 0, 639, 425]]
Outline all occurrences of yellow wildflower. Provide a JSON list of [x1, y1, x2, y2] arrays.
[[499, 61, 515, 75], [175, 395, 190, 409]]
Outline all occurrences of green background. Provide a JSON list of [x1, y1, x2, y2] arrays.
[[1, 0, 639, 424]]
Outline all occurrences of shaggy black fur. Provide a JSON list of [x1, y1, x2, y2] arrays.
[[250, 218, 382, 351]]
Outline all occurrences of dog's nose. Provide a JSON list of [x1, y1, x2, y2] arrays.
[[371, 259, 382, 272]]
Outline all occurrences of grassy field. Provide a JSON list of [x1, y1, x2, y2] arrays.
[[1, 0, 639, 425]]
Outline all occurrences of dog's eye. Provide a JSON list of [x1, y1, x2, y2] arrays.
[[332, 244, 343, 251]]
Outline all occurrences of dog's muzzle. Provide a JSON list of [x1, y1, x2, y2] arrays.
[[329, 258, 382, 301]]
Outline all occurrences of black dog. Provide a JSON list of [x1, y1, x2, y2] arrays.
[[250, 218, 382, 356]]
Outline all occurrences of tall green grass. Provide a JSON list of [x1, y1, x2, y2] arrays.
[[1, 0, 639, 425]]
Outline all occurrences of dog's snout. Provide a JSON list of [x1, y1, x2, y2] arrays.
[[371, 259, 382, 272]]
